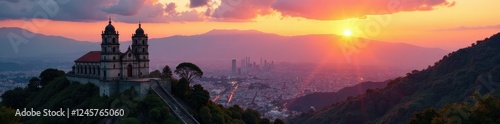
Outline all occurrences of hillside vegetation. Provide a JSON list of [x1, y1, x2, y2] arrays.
[[290, 33, 500, 124]]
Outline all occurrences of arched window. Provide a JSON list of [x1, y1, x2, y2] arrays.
[[113, 38, 116, 43], [142, 48, 145, 53], [113, 56, 116, 60], [113, 64, 116, 68], [142, 40, 145, 45], [112, 47, 116, 52]]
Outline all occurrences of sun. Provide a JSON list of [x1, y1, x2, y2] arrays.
[[343, 29, 352, 37]]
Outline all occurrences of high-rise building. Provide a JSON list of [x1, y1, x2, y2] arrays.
[[232, 59, 237, 76]]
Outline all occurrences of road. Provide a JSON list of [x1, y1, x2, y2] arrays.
[[151, 81, 200, 124]]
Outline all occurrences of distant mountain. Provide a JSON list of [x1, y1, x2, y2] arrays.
[[0, 28, 448, 69], [143, 29, 448, 69], [286, 81, 388, 112], [290, 33, 500, 124], [0, 27, 98, 61]]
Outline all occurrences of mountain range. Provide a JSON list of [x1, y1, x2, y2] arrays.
[[0, 27, 448, 70]]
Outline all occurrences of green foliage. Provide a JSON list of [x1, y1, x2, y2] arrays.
[[0, 106, 21, 124], [120, 117, 140, 124], [411, 93, 500, 124], [290, 32, 500, 124], [189, 84, 210, 109], [0, 70, 180, 124], [0, 87, 28, 109], [175, 62, 203, 82], [409, 108, 437, 124], [199, 106, 213, 124], [176, 78, 192, 99], [39, 68, 65, 87], [242, 108, 261, 124], [27, 77, 41, 92]]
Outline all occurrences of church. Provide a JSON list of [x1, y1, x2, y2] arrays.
[[67, 18, 161, 97]]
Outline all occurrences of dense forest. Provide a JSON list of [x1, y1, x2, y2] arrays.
[[290, 33, 500, 123]]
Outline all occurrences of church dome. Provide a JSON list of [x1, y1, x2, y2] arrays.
[[135, 23, 144, 35], [105, 18, 115, 33]]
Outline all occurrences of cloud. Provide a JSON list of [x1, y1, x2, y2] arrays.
[[0, 0, 206, 23], [103, 0, 146, 16], [0, 0, 456, 23], [434, 24, 500, 31], [209, 0, 275, 21], [271, 0, 455, 20], [190, 0, 209, 8]]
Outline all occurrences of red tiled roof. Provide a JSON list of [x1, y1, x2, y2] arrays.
[[75, 51, 101, 63]]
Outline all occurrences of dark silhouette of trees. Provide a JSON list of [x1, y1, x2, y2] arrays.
[[0, 106, 21, 124], [0, 87, 27, 109], [199, 106, 212, 124], [27, 77, 41, 92], [189, 84, 210, 109], [411, 93, 500, 124], [39, 68, 65, 87], [162, 65, 173, 80], [273, 119, 285, 124], [260, 118, 271, 124], [242, 108, 261, 124], [177, 78, 191, 99], [175, 62, 203, 82], [149, 70, 162, 78]]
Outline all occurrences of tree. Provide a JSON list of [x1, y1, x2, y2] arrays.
[[162, 65, 173, 79], [199, 106, 213, 124], [0, 106, 21, 124], [177, 78, 191, 99], [0, 87, 27, 109], [273, 119, 285, 124], [39, 68, 65, 86], [27, 77, 41, 92], [242, 108, 261, 124], [189, 84, 210, 109], [260, 118, 271, 124], [175, 62, 203, 82], [149, 70, 162, 78], [119, 117, 140, 124]]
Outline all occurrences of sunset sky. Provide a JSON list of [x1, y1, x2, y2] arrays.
[[0, 0, 499, 50]]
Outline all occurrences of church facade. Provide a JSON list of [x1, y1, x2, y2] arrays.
[[73, 19, 149, 79], [68, 19, 161, 97]]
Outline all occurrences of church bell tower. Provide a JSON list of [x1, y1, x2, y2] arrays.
[[131, 23, 149, 77], [100, 18, 121, 80]]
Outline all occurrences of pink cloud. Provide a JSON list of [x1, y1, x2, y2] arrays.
[[271, 0, 456, 20], [210, 0, 275, 21]]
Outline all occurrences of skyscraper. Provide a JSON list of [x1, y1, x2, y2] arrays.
[[232, 59, 237, 76]]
